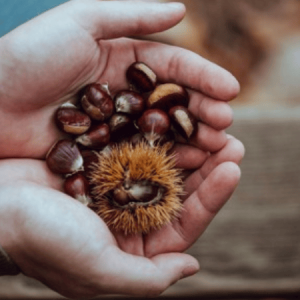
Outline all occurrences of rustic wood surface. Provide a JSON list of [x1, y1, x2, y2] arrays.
[[0, 108, 300, 299]]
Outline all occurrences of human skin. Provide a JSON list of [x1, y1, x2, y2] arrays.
[[0, 1, 244, 298]]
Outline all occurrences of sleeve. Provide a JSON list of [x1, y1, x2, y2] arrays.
[[0, 245, 20, 276]]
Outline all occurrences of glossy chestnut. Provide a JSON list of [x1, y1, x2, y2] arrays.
[[126, 62, 157, 93], [46, 139, 83, 175], [81, 83, 114, 121], [147, 83, 189, 111], [169, 106, 197, 140], [55, 103, 91, 135]]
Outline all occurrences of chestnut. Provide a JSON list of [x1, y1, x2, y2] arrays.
[[169, 106, 197, 140], [55, 103, 91, 135], [137, 109, 171, 147], [80, 149, 99, 177], [112, 186, 131, 206], [109, 113, 132, 133], [46, 139, 83, 175], [108, 113, 137, 142], [81, 83, 114, 121], [127, 181, 164, 203], [76, 123, 110, 149], [114, 90, 145, 116], [126, 62, 157, 93], [111, 180, 164, 207], [147, 83, 189, 111], [64, 173, 92, 205]]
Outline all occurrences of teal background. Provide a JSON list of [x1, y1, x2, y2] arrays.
[[0, 0, 68, 37]]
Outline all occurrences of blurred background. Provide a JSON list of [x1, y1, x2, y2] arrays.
[[0, 0, 300, 299]]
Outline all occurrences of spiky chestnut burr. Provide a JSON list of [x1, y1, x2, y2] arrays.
[[88, 141, 184, 235]]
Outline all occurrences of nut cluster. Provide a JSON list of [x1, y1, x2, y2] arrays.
[[46, 62, 197, 234]]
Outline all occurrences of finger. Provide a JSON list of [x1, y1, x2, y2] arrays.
[[180, 162, 241, 243], [184, 136, 244, 197], [190, 123, 228, 152], [99, 247, 199, 297], [71, 1, 186, 39], [199, 136, 245, 179], [171, 144, 208, 170], [145, 162, 241, 257], [188, 92, 234, 130], [135, 41, 240, 101]]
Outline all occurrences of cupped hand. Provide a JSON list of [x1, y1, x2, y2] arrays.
[[0, 0, 238, 158], [0, 159, 198, 298], [0, 134, 244, 299], [0, 0, 244, 298]]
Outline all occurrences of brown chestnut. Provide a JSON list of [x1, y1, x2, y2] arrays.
[[76, 123, 110, 149], [112, 180, 164, 207], [81, 83, 114, 121], [128, 181, 164, 203], [46, 139, 83, 175], [169, 106, 197, 140], [147, 83, 189, 111], [114, 90, 145, 116], [108, 113, 138, 142], [109, 113, 132, 133], [112, 186, 131, 206], [64, 173, 92, 205], [80, 149, 99, 177], [126, 62, 157, 93], [137, 109, 171, 147], [55, 103, 91, 135]]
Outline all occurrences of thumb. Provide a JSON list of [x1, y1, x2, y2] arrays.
[[70, 0, 186, 39], [100, 247, 199, 297]]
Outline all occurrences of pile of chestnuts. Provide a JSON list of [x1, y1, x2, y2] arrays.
[[46, 62, 197, 234]]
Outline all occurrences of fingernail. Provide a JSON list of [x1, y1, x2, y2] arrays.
[[165, 2, 186, 10], [181, 264, 199, 279]]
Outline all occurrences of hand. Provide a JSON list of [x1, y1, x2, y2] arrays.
[[0, 136, 243, 299], [0, 0, 238, 158], [0, 0, 244, 298], [0, 159, 199, 298]]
